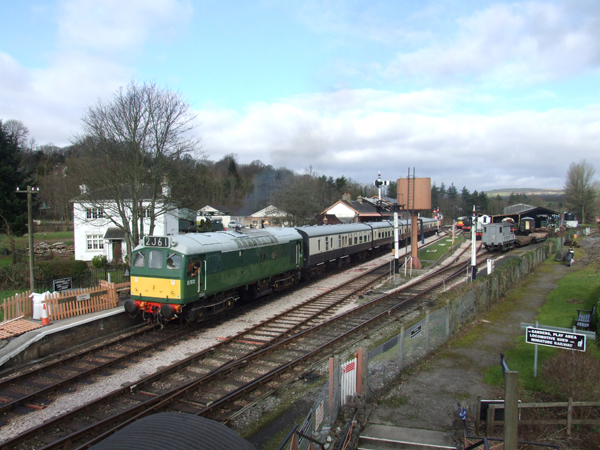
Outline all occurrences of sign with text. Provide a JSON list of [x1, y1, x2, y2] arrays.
[[410, 325, 422, 339], [526, 327, 586, 352], [144, 236, 170, 248], [53, 277, 72, 292]]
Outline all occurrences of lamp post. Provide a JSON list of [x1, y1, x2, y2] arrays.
[[16, 186, 39, 293]]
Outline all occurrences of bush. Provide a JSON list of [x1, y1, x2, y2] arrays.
[[542, 351, 600, 402], [91, 255, 108, 269], [0, 263, 31, 290], [36, 260, 92, 285]]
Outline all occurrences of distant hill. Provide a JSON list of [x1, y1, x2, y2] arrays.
[[484, 188, 564, 197]]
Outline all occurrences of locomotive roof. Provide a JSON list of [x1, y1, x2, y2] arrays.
[[136, 228, 301, 255]]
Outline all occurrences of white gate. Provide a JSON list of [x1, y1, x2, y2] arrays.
[[340, 357, 357, 405]]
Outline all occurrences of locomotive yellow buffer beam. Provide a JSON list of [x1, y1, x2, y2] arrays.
[[131, 276, 181, 301]]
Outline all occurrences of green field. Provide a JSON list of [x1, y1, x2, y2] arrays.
[[419, 235, 464, 267]]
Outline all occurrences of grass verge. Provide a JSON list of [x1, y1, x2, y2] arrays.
[[483, 256, 600, 391]]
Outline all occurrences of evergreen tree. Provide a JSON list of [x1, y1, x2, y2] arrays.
[[0, 120, 30, 242]]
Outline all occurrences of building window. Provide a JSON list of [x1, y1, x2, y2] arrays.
[[86, 207, 104, 219], [86, 235, 104, 250]]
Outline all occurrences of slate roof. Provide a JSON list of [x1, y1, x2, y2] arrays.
[[103, 227, 125, 240], [322, 196, 395, 219]]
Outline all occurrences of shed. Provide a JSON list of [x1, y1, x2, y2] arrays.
[[492, 205, 560, 229]]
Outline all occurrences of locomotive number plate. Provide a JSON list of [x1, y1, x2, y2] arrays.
[[144, 236, 170, 248]]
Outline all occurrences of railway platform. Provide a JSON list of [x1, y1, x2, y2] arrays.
[[0, 303, 136, 372]]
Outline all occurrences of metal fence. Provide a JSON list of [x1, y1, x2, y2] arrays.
[[286, 239, 563, 449]]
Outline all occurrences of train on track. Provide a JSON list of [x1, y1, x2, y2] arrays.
[[481, 218, 547, 252], [124, 219, 439, 324]]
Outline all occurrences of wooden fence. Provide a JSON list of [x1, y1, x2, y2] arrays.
[[43, 281, 118, 321], [1, 281, 130, 323], [476, 397, 600, 437], [2, 291, 33, 322]]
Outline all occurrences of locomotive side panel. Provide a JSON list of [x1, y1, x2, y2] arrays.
[[128, 230, 303, 322]]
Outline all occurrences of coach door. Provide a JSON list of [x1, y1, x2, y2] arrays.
[[290, 241, 302, 267]]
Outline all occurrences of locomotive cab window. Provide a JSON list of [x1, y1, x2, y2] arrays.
[[186, 257, 200, 277], [148, 250, 164, 269], [133, 252, 145, 268], [166, 253, 182, 270]]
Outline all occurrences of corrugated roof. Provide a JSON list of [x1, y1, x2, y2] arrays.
[[90, 413, 255, 450], [503, 203, 535, 214]]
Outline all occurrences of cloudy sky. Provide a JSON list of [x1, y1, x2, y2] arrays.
[[1, 0, 599, 191]]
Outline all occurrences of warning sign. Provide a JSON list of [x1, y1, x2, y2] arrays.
[[526, 327, 586, 352]]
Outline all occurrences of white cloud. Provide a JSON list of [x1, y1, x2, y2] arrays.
[[194, 90, 600, 189], [1, 0, 193, 145], [389, 1, 600, 84]]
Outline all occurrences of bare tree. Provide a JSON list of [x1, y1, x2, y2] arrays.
[[72, 81, 202, 262], [1, 119, 30, 148], [274, 167, 323, 226], [564, 159, 598, 224]]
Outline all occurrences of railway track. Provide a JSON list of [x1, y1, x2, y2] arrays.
[[0, 231, 453, 426], [0, 324, 185, 421], [0, 233, 487, 450]]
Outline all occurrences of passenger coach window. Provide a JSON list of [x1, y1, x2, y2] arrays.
[[133, 252, 145, 268], [166, 253, 182, 270], [148, 250, 164, 269]]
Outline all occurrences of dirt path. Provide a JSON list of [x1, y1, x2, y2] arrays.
[[367, 245, 575, 444]]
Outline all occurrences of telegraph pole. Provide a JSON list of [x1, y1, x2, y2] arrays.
[[16, 186, 39, 293]]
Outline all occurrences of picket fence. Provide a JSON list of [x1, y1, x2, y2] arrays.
[[1, 291, 33, 322], [1, 280, 129, 323]]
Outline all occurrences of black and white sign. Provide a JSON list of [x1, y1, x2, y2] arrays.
[[526, 327, 586, 352], [144, 236, 170, 248], [53, 277, 72, 292], [410, 325, 422, 339]]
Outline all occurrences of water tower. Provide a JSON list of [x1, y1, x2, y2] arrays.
[[397, 172, 431, 269]]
